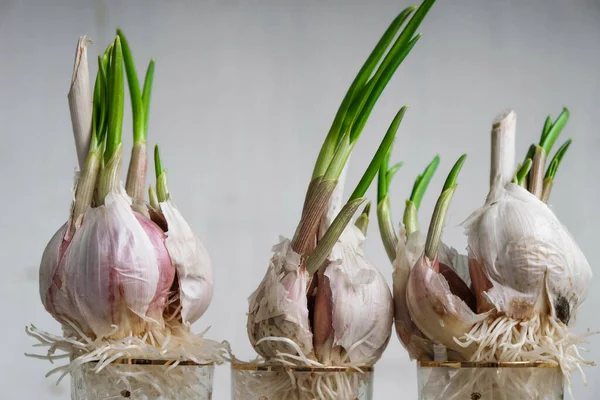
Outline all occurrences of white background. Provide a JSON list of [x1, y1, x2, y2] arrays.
[[1, 0, 599, 398]]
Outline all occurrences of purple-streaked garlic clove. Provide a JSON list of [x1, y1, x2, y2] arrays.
[[406, 253, 487, 358]]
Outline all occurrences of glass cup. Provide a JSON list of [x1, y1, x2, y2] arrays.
[[70, 359, 215, 399], [417, 361, 564, 400], [231, 363, 374, 400]]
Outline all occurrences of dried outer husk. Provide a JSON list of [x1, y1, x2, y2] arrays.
[[160, 198, 213, 325], [246, 237, 315, 360], [464, 182, 592, 324]]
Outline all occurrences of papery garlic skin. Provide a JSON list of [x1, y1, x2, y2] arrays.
[[406, 253, 486, 358], [161, 199, 213, 324], [465, 183, 592, 323], [40, 188, 175, 338], [317, 224, 393, 365], [247, 237, 314, 359], [392, 226, 432, 360]]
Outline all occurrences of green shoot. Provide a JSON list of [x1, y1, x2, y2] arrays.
[[403, 155, 439, 236], [540, 107, 569, 156], [424, 154, 466, 259], [142, 59, 155, 135], [355, 202, 371, 236], [514, 158, 532, 186], [105, 36, 124, 164], [117, 29, 145, 144], [377, 145, 400, 262], [349, 106, 407, 200], [545, 139, 572, 180], [540, 115, 552, 143], [312, 6, 416, 179], [408, 155, 440, 210], [155, 145, 169, 202], [312, 0, 436, 181]]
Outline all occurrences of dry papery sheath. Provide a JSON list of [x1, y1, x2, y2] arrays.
[[27, 32, 225, 393], [377, 107, 593, 397], [242, 1, 437, 398]]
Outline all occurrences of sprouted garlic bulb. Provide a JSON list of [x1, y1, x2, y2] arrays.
[[379, 108, 593, 390], [459, 109, 593, 379], [246, 0, 438, 375], [31, 32, 220, 376]]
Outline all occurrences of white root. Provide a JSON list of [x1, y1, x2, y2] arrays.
[[453, 313, 595, 392], [25, 319, 228, 397], [236, 336, 371, 400]]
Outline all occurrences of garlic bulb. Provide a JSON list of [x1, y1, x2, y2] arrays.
[[246, 0, 436, 376], [465, 182, 591, 324], [40, 187, 175, 338]]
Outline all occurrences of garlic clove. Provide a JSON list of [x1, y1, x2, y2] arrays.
[[247, 237, 315, 360], [392, 226, 434, 360], [39, 223, 69, 318], [406, 253, 487, 358], [160, 199, 213, 325], [313, 268, 334, 362], [318, 226, 393, 365]]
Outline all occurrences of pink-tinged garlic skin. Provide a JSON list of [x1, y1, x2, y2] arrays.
[[247, 237, 315, 360], [316, 225, 393, 365], [40, 189, 175, 338], [160, 199, 213, 324], [406, 254, 486, 358], [135, 213, 176, 317], [465, 183, 592, 323], [392, 228, 433, 360]]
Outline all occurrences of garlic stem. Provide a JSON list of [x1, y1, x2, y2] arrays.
[[354, 202, 371, 236], [126, 142, 148, 206], [424, 155, 466, 259], [306, 197, 366, 275], [490, 109, 516, 189], [295, 1, 437, 255], [541, 177, 553, 203], [68, 36, 93, 170], [98, 145, 123, 203], [72, 150, 101, 224], [528, 145, 546, 199]]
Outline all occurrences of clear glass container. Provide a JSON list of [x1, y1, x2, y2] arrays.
[[417, 361, 564, 400], [70, 359, 215, 399], [231, 363, 374, 400]]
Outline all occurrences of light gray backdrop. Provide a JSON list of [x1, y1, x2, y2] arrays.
[[1, 0, 599, 398]]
